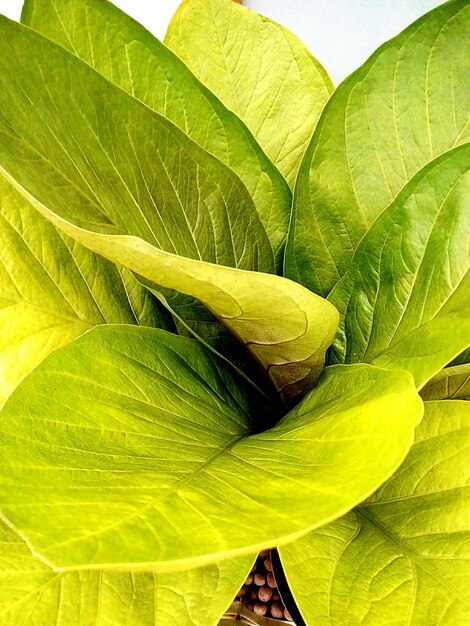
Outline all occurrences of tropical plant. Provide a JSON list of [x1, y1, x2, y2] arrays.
[[0, 0, 468, 624]]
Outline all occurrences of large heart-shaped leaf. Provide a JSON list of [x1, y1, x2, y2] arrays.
[[21, 0, 291, 266], [0, 175, 172, 406], [421, 363, 470, 400], [286, 0, 470, 296], [0, 517, 254, 626], [328, 144, 470, 388], [0, 16, 338, 400], [279, 400, 470, 626], [165, 0, 333, 188], [0, 325, 422, 570]]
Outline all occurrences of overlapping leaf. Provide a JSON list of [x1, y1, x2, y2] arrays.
[[0, 14, 272, 271], [0, 517, 254, 626], [286, 0, 470, 296], [328, 145, 470, 388], [0, 16, 338, 400], [0, 175, 172, 406], [165, 0, 333, 187], [21, 0, 291, 265], [0, 325, 422, 569], [421, 363, 470, 400], [450, 348, 470, 366], [279, 400, 470, 626]]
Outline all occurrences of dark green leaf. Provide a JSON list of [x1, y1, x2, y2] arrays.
[[286, 0, 470, 296], [329, 145, 470, 388]]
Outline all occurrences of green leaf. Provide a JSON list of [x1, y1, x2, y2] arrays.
[[450, 347, 470, 367], [421, 363, 470, 400], [328, 145, 470, 389], [165, 0, 333, 188], [21, 0, 291, 267], [118, 268, 175, 331], [0, 517, 253, 626], [20, 0, 292, 364], [140, 284, 271, 398], [0, 16, 337, 400], [279, 400, 470, 626], [0, 175, 172, 406], [0, 17, 273, 272], [286, 0, 470, 296], [0, 325, 422, 570]]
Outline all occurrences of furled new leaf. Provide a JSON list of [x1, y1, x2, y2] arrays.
[[421, 363, 470, 400], [0, 175, 172, 406], [329, 145, 470, 388], [21, 0, 291, 266], [165, 0, 333, 187], [0, 516, 254, 626], [0, 325, 422, 570], [0, 17, 338, 400], [279, 400, 470, 626], [286, 0, 470, 296]]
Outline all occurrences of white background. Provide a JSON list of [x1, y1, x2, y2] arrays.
[[0, 0, 444, 83]]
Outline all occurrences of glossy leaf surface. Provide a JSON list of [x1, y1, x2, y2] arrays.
[[286, 0, 470, 296], [0, 16, 272, 272], [0, 326, 422, 570], [280, 400, 470, 626]]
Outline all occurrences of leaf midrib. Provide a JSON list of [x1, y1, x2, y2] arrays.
[[28, 429, 249, 562], [0, 295, 95, 328], [361, 152, 470, 362]]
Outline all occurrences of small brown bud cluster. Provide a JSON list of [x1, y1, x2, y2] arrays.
[[235, 549, 293, 622]]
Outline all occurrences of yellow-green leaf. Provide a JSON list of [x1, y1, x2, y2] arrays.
[[279, 400, 470, 626], [0, 175, 172, 406], [0, 516, 254, 626], [329, 145, 470, 389], [421, 363, 470, 400], [165, 0, 333, 187], [0, 16, 337, 400], [21, 0, 291, 266], [286, 0, 470, 296], [0, 326, 422, 570]]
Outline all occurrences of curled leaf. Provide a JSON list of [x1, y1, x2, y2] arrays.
[[0, 17, 338, 400]]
